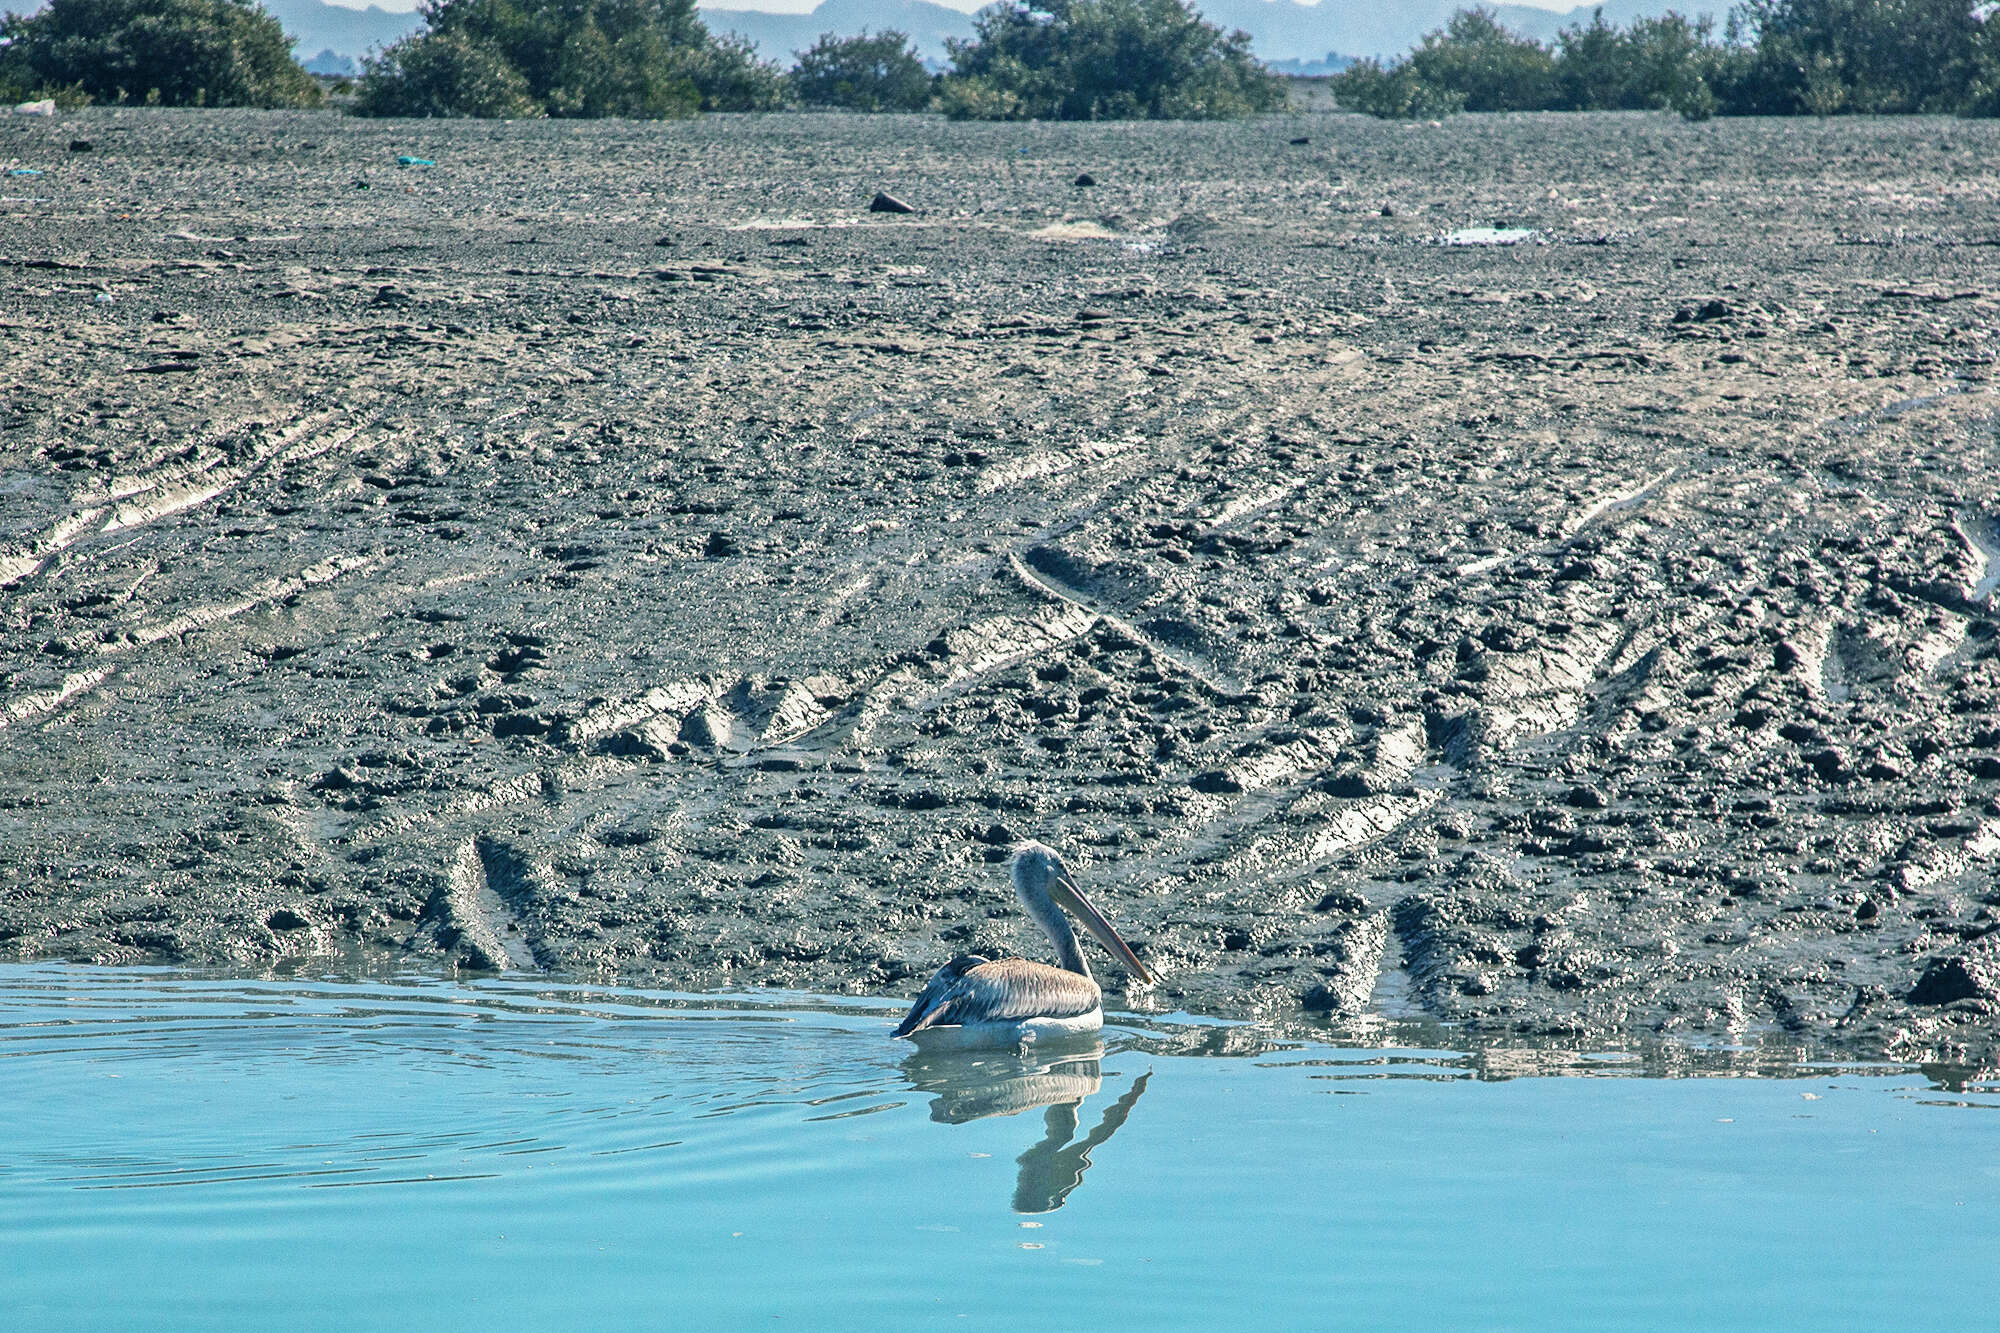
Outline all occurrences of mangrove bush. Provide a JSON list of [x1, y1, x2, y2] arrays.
[[938, 0, 1287, 120], [791, 29, 932, 111], [356, 0, 785, 118], [0, 0, 320, 107], [1328, 1, 2000, 119]]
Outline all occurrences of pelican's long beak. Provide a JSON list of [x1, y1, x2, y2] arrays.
[[1052, 873, 1154, 985]]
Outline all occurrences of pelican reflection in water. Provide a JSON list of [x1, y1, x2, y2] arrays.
[[894, 841, 1153, 1048], [900, 1042, 1152, 1213]]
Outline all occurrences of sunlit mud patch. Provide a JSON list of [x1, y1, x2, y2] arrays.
[[1955, 511, 2000, 606], [726, 217, 961, 232], [1030, 220, 1122, 241]]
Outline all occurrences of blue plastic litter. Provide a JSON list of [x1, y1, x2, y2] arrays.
[[396, 156, 435, 167], [6, 168, 42, 176]]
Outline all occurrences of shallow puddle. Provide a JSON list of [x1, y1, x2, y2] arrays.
[[4, 966, 1995, 1329], [1437, 226, 1541, 246]]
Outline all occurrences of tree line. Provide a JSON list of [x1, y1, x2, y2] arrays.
[[6, 0, 1999, 120], [1330, 2, 2000, 120], [0, 0, 1283, 120]]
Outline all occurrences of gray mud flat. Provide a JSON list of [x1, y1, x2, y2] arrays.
[[3, 108, 1998, 1059]]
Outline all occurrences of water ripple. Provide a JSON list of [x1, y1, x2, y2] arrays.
[[1, 963, 1996, 1329]]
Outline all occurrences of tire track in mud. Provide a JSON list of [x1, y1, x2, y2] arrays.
[[0, 667, 114, 729], [1209, 790, 1447, 886], [0, 508, 114, 588], [0, 385, 452, 742], [547, 600, 1108, 766], [24, 552, 389, 664], [1454, 463, 1687, 579], [973, 435, 1145, 495], [1, 408, 368, 588], [845, 599, 1103, 749], [1453, 618, 1631, 759], [1008, 549, 1243, 696], [1144, 595, 1630, 977], [125, 553, 387, 649], [1, 550, 386, 728], [562, 680, 722, 750]]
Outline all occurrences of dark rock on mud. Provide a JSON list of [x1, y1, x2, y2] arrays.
[[2, 108, 1999, 1062], [867, 190, 915, 214]]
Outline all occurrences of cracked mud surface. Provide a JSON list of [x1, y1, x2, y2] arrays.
[[4, 108, 1999, 1059]]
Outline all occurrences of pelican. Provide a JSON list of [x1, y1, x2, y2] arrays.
[[894, 842, 1153, 1047]]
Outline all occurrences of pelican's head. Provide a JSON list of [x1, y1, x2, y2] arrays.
[[1010, 841, 1154, 985], [1009, 841, 1067, 897]]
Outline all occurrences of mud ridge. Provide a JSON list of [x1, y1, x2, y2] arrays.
[[425, 837, 544, 972]]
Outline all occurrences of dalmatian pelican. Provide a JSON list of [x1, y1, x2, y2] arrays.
[[894, 841, 1153, 1047]]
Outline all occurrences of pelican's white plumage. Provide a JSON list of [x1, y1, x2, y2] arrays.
[[894, 842, 1153, 1046]]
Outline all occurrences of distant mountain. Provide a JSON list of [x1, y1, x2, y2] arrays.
[[264, 0, 422, 64], [272, 0, 1732, 72], [701, 0, 977, 66]]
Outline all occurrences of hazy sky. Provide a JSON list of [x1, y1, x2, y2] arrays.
[[695, 0, 1583, 9], [330, 0, 1589, 15]]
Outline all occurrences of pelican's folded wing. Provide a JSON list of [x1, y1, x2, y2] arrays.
[[894, 957, 1100, 1036], [894, 954, 989, 1037]]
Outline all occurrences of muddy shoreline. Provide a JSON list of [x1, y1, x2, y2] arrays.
[[3, 107, 1997, 1060]]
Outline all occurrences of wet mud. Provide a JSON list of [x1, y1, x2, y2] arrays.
[[2, 108, 1997, 1058]]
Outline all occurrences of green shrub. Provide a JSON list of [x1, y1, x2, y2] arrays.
[[939, 0, 1286, 121], [1329, 1, 2000, 120], [792, 29, 932, 111], [0, 0, 320, 107], [1963, 18, 2000, 116], [1326, 57, 1464, 118], [354, 0, 785, 119], [1667, 74, 1718, 121], [357, 29, 542, 117], [1326, 6, 1559, 116], [1553, 11, 1719, 112], [1550, 11, 1628, 110], [1404, 7, 1556, 111], [934, 73, 1024, 120], [688, 33, 790, 112], [1629, 15, 1729, 113], [1731, 0, 1982, 115], [0, 77, 92, 108]]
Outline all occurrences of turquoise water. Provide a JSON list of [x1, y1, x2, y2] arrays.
[[3, 966, 1994, 1330]]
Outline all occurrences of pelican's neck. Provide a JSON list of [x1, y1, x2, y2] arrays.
[[1024, 884, 1091, 979]]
